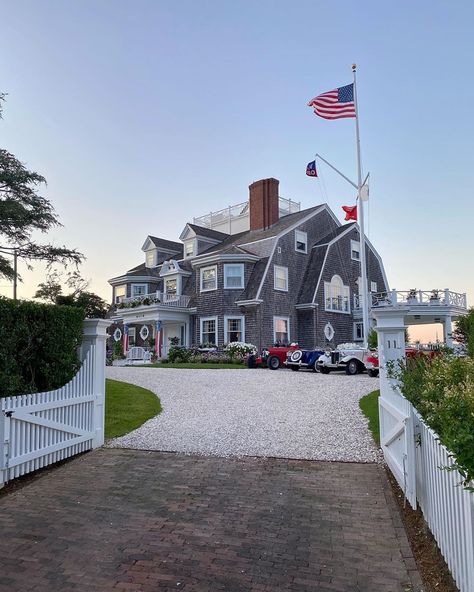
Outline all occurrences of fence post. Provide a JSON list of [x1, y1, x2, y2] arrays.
[[80, 318, 111, 449]]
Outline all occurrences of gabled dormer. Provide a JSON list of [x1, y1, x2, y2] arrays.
[[142, 236, 183, 268], [179, 223, 229, 259], [159, 259, 191, 296]]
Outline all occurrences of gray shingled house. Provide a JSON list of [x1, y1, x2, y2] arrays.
[[108, 177, 388, 356]]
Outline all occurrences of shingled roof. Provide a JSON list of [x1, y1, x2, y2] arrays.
[[186, 223, 230, 241], [237, 258, 269, 301], [313, 223, 356, 247], [148, 236, 184, 254], [197, 205, 325, 257]]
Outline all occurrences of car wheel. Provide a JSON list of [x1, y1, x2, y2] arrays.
[[311, 361, 319, 372], [290, 366, 300, 371], [319, 366, 330, 374], [289, 350, 303, 363], [345, 359, 360, 375], [268, 356, 280, 370], [367, 369, 379, 378]]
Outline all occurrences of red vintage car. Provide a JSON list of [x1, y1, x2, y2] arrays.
[[365, 347, 441, 377], [254, 343, 300, 370]]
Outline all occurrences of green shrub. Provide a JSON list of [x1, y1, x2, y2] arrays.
[[167, 346, 191, 363], [0, 297, 85, 397], [392, 355, 474, 488]]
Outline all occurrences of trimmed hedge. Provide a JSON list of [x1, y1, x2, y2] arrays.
[[393, 355, 474, 489], [0, 297, 85, 397]]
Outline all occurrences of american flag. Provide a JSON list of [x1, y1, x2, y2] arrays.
[[307, 83, 356, 120]]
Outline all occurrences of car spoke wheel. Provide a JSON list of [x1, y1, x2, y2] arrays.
[[367, 369, 379, 378], [268, 356, 280, 370], [345, 360, 359, 375]]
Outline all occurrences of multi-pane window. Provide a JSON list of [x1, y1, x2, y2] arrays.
[[200, 266, 217, 292], [324, 275, 350, 313], [274, 265, 288, 291], [274, 317, 290, 344], [131, 284, 147, 297], [115, 285, 126, 304], [295, 230, 308, 253], [225, 317, 243, 343], [371, 281, 377, 293], [224, 264, 244, 289], [200, 317, 217, 346], [165, 278, 177, 295], [354, 322, 364, 341], [128, 327, 136, 347], [351, 240, 360, 261], [185, 241, 194, 258], [146, 250, 155, 267]]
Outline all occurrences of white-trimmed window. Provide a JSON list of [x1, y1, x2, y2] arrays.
[[371, 281, 377, 293], [324, 275, 350, 313], [353, 322, 364, 341], [200, 265, 217, 292], [114, 285, 126, 304], [128, 327, 136, 347], [224, 264, 244, 289], [273, 316, 290, 344], [165, 278, 177, 295], [224, 316, 244, 343], [131, 284, 147, 297], [184, 240, 194, 258], [351, 240, 360, 261], [200, 316, 218, 346], [146, 250, 155, 267], [274, 265, 288, 291], [295, 230, 308, 254]]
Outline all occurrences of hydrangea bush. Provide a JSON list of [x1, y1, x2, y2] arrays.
[[224, 342, 257, 358]]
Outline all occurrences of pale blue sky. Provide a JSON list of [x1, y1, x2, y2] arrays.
[[1, 0, 473, 339]]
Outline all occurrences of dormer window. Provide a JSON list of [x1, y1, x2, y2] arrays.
[[295, 230, 307, 254], [146, 250, 155, 267], [165, 278, 177, 295], [185, 241, 195, 258], [351, 240, 360, 261]]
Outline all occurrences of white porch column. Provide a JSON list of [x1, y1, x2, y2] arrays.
[[443, 315, 453, 348], [80, 318, 112, 449], [122, 322, 129, 355]]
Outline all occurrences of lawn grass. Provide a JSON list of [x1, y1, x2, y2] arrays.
[[105, 378, 162, 439], [359, 389, 380, 446], [136, 363, 246, 369]]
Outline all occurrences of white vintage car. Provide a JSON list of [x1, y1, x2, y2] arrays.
[[316, 343, 373, 375]]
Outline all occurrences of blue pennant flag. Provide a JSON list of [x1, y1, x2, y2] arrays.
[[306, 160, 317, 177]]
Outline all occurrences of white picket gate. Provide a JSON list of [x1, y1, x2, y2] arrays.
[[413, 411, 474, 592], [0, 318, 110, 487]]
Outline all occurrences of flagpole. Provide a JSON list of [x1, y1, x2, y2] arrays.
[[352, 63, 370, 347]]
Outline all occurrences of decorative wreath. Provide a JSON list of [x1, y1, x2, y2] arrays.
[[113, 328, 122, 342], [139, 325, 149, 341]]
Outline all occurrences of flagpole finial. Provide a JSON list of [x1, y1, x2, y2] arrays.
[[352, 63, 357, 72]]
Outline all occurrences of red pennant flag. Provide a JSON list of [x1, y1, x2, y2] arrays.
[[342, 205, 357, 221]]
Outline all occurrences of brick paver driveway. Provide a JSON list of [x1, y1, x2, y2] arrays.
[[0, 449, 421, 592]]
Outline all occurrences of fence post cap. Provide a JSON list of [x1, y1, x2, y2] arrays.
[[82, 318, 112, 338]]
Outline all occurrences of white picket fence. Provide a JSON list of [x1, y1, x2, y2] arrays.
[[0, 319, 109, 487], [413, 410, 474, 592]]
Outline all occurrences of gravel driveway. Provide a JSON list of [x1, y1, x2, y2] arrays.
[[106, 367, 380, 462]]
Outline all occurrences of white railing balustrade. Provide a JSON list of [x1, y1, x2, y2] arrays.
[[372, 289, 467, 310], [119, 291, 191, 308]]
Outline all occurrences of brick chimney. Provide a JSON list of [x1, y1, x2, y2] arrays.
[[249, 178, 280, 231]]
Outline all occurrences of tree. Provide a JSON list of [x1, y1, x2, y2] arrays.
[[0, 94, 83, 282], [452, 308, 474, 357], [35, 270, 109, 318]]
